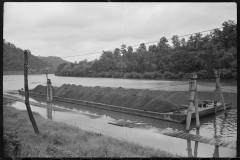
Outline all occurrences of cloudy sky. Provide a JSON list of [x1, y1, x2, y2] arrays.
[[4, 2, 236, 62]]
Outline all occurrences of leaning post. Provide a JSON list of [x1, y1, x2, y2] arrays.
[[214, 69, 227, 117], [24, 50, 40, 134], [186, 73, 197, 131]]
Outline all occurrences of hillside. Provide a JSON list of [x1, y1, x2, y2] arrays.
[[3, 39, 69, 74], [38, 56, 69, 69]]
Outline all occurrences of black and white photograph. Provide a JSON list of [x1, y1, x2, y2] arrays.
[[3, 2, 237, 158]]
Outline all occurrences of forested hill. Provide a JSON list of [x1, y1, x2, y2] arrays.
[[38, 56, 69, 69], [55, 20, 237, 80], [3, 40, 69, 74]]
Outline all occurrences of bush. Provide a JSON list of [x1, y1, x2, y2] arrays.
[[163, 71, 175, 79], [155, 72, 163, 79], [219, 68, 232, 79], [124, 73, 133, 79], [197, 70, 209, 79], [113, 72, 124, 78], [132, 72, 141, 79], [175, 71, 184, 79]]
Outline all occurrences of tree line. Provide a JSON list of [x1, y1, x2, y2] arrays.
[[55, 20, 237, 80], [3, 40, 69, 74]]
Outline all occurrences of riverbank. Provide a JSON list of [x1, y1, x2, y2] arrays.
[[3, 71, 54, 75], [3, 98, 177, 157]]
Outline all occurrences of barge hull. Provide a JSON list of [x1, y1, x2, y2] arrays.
[[18, 90, 231, 123]]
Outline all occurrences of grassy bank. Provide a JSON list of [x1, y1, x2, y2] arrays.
[[3, 99, 178, 158]]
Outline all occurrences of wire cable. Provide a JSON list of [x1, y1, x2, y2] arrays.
[[39, 23, 236, 60]]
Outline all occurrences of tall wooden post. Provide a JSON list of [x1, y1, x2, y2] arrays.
[[24, 50, 40, 134], [214, 70, 227, 117], [213, 116, 219, 157], [187, 139, 193, 157], [194, 84, 200, 128], [186, 73, 197, 131], [47, 79, 52, 102], [194, 129, 199, 157], [49, 80, 52, 101], [46, 70, 49, 102]]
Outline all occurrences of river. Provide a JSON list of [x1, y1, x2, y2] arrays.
[[3, 74, 237, 157]]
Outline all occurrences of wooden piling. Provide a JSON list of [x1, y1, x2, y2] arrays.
[[49, 80, 52, 101], [46, 109, 52, 119], [214, 70, 227, 117], [194, 84, 200, 128], [194, 129, 199, 157], [47, 79, 52, 102], [187, 139, 193, 157], [186, 73, 197, 131], [24, 50, 40, 134], [47, 85, 49, 102]]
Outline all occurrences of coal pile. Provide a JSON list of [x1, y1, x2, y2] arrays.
[[32, 84, 196, 113]]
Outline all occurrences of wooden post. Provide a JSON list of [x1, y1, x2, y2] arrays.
[[214, 101, 217, 114], [214, 70, 227, 117], [46, 79, 52, 102], [187, 139, 193, 157], [213, 116, 219, 157], [49, 79, 52, 101], [46, 70, 49, 102], [46, 109, 52, 119], [194, 83, 200, 128], [24, 50, 40, 134], [186, 73, 197, 131], [194, 129, 199, 157], [47, 85, 49, 102]]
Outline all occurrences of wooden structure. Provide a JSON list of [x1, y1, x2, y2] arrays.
[[46, 70, 53, 102], [46, 70, 53, 119], [23, 50, 40, 134], [186, 73, 200, 131], [107, 119, 235, 150], [214, 69, 227, 117]]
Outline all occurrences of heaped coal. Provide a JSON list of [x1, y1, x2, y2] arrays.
[[31, 84, 182, 113]]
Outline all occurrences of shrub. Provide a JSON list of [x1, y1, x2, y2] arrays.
[[197, 70, 209, 79], [219, 68, 232, 79], [175, 71, 184, 79], [132, 72, 141, 79], [163, 71, 175, 79], [156, 72, 163, 79]]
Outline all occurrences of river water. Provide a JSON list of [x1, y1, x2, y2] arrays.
[[3, 74, 237, 157]]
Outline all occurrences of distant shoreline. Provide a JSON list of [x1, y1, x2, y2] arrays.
[[3, 71, 54, 75]]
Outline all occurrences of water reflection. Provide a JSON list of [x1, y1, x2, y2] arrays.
[[22, 95, 236, 142], [186, 116, 223, 158]]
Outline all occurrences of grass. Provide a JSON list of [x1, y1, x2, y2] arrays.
[[3, 99, 179, 158]]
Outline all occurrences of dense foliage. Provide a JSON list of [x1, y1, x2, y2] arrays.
[[38, 56, 69, 69], [3, 40, 68, 74], [54, 20, 236, 80]]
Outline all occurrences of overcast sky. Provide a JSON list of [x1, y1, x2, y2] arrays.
[[4, 2, 237, 62]]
